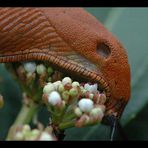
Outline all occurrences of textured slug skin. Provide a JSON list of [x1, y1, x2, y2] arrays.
[[0, 8, 130, 118]]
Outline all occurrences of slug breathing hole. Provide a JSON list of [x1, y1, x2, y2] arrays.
[[96, 43, 111, 58]]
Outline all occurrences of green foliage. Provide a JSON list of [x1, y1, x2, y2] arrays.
[[0, 8, 148, 140]]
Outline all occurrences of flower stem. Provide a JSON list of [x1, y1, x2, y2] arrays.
[[6, 102, 39, 140], [59, 121, 75, 130]]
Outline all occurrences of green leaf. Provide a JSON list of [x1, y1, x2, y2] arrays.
[[109, 8, 148, 125], [0, 65, 22, 139]]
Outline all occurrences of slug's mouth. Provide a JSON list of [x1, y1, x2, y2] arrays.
[[3, 52, 112, 127], [0, 51, 111, 100]]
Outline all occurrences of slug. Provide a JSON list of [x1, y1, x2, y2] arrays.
[[0, 8, 130, 120]]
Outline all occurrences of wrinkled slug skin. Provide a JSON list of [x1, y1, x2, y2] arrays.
[[0, 8, 130, 117]]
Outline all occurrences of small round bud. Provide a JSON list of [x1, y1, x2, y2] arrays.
[[36, 64, 46, 75], [89, 93, 94, 99], [62, 91, 69, 101], [23, 124, 31, 132], [75, 114, 90, 127], [95, 105, 106, 112], [53, 81, 62, 90], [78, 99, 94, 113], [69, 88, 78, 97], [58, 84, 65, 93], [74, 107, 82, 117], [28, 129, 40, 140], [47, 67, 53, 75], [62, 77, 72, 85], [61, 101, 66, 108], [23, 62, 36, 73], [39, 132, 53, 141], [72, 81, 80, 88], [99, 94, 107, 104], [47, 77, 52, 82], [48, 91, 62, 106], [43, 83, 55, 94], [15, 132, 24, 140], [80, 86, 87, 96], [0, 95, 4, 109], [90, 108, 104, 120], [31, 129, 40, 137]]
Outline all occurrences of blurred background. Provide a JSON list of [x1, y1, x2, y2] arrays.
[[0, 7, 148, 140]]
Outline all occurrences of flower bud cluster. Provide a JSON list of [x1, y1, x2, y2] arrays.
[[42, 76, 107, 128], [12, 124, 56, 141]]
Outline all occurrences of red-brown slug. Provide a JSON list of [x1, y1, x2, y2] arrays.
[[0, 8, 131, 119]]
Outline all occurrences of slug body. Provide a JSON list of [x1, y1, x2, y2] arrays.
[[0, 8, 130, 119]]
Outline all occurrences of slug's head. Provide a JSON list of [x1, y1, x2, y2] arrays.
[[0, 8, 131, 119], [43, 8, 131, 119]]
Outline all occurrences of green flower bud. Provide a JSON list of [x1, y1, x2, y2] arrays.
[[90, 107, 104, 122], [22, 125, 31, 136], [47, 67, 53, 75], [80, 86, 87, 96], [36, 64, 46, 75], [47, 77, 52, 82], [72, 81, 80, 88], [43, 83, 55, 94], [69, 88, 78, 97], [62, 77, 72, 85], [74, 107, 82, 117], [15, 132, 24, 140], [53, 81, 62, 90], [58, 84, 65, 93], [62, 90, 69, 101], [29, 129, 40, 140]]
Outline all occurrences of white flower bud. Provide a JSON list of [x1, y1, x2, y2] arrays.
[[36, 64, 46, 74], [74, 107, 82, 117], [43, 83, 55, 94], [31, 129, 40, 137], [23, 124, 31, 132], [84, 83, 90, 91], [23, 62, 36, 73], [15, 132, 24, 140], [90, 107, 104, 120], [78, 99, 94, 113], [72, 81, 80, 88], [53, 81, 62, 90], [84, 83, 98, 93], [62, 77, 72, 85], [39, 132, 53, 141], [48, 91, 62, 106]]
